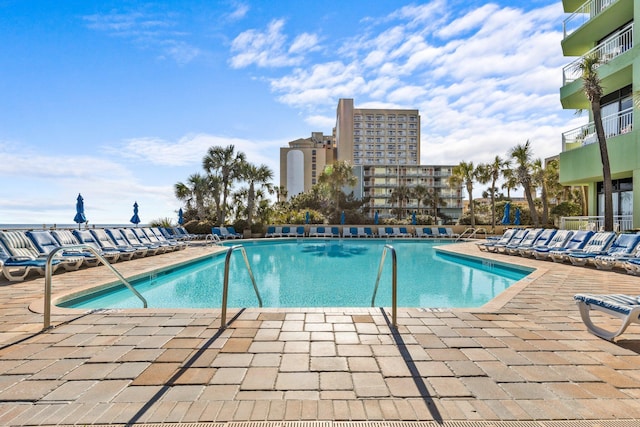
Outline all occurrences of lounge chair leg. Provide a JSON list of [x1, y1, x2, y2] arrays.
[[576, 301, 634, 341]]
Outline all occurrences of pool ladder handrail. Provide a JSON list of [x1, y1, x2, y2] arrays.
[[370, 244, 397, 329], [456, 227, 487, 241], [220, 244, 262, 330], [44, 244, 148, 330]]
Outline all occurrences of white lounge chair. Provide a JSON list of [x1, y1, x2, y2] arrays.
[[574, 293, 640, 341]]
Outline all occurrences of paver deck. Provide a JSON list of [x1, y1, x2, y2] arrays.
[[0, 239, 640, 426]]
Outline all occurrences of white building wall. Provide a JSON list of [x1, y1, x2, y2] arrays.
[[286, 150, 305, 199]]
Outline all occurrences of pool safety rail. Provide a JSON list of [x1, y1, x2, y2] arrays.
[[44, 245, 148, 330], [220, 244, 262, 330], [371, 244, 397, 329], [456, 227, 487, 241]]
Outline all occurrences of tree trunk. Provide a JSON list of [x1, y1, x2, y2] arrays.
[[593, 102, 614, 231], [490, 179, 497, 232], [467, 183, 475, 228], [524, 182, 539, 227], [541, 184, 549, 226]]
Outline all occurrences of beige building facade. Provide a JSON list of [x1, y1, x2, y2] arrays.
[[280, 99, 462, 222]]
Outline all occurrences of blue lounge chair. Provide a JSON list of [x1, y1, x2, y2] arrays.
[[364, 227, 374, 238], [530, 230, 576, 260], [225, 226, 242, 238], [589, 233, 640, 270], [416, 227, 434, 238], [541, 230, 594, 261], [0, 232, 62, 281], [26, 230, 88, 270], [148, 227, 187, 250], [398, 227, 412, 238], [51, 230, 120, 265], [574, 293, 640, 341], [281, 226, 292, 237], [134, 228, 174, 252], [119, 228, 161, 255], [490, 229, 529, 253], [265, 226, 282, 238], [516, 228, 556, 257], [87, 229, 132, 261], [477, 229, 516, 252], [329, 227, 340, 237], [343, 227, 357, 238], [503, 228, 543, 255], [104, 229, 149, 258], [557, 231, 617, 265]]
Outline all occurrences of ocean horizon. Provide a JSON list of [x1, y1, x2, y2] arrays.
[[0, 223, 148, 231]]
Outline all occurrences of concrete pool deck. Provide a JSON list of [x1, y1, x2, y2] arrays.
[[0, 240, 640, 426]]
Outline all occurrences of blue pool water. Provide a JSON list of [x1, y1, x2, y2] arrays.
[[60, 239, 531, 309]]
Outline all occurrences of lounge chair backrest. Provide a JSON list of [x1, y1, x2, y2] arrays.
[[606, 233, 640, 254], [582, 231, 616, 253], [72, 230, 101, 251], [517, 229, 542, 246], [496, 229, 516, 244], [331, 227, 339, 235], [308, 227, 317, 235], [90, 229, 117, 248], [282, 226, 290, 234], [423, 227, 433, 236], [564, 230, 596, 250], [211, 227, 223, 237], [546, 230, 573, 248], [0, 231, 41, 258], [121, 228, 142, 245], [51, 230, 80, 246], [531, 228, 556, 246], [445, 228, 455, 236], [132, 228, 152, 243], [507, 229, 529, 245], [142, 228, 161, 243], [438, 227, 447, 235], [106, 229, 128, 246], [26, 230, 61, 255]]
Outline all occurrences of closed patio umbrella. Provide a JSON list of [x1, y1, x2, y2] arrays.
[[130, 202, 141, 226], [412, 211, 417, 225], [501, 202, 511, 225], [374, 211, 379, 225], [73, 193, 87, 229], [340, 211, 345, 225], [178, 208, 184, 225], [514, 208, 521, 225], [305, 211, 310, 224]]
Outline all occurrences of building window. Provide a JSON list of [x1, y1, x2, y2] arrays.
[[597, 178, 633, 217]]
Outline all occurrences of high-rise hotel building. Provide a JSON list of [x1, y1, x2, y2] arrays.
[[280, 99, 462, 221]]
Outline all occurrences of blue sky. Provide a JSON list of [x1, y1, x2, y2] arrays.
[[0, 0, 583, 225]]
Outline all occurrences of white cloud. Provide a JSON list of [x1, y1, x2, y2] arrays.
[[83, 9, 202, 64], [229, 19, 317, 68], [228, 2, 250, 21]]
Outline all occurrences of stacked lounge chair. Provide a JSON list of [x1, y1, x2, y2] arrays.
[[531, 230, 579, 260], [550, 231, 615, 264], [515, 228, 556, 257], [568, 233, 640, 267], [502, 228, 543, 255], [0, 231, 63, 281], [477, 229, 516, 252]]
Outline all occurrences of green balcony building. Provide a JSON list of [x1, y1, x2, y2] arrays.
[[559, 0, 638, 229]]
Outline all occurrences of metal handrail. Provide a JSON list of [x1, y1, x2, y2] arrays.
[[220, 245, 262, 330], [205, 233, 222, 246], [456, 227, 487, 241], [44, 244, 148, 330], [371, 244, 397, 329]]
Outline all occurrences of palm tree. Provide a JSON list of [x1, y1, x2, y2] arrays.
[[532, 159, 549, 226], [422, 188, 445, 224], [390, 185, 412, 220], [318, 160, 357, 220], [239, 163, 274, 229], [202, 145, 247, 226], [509, 141, 539, 227], [412, 184, 429, 216], [477, 156, 509, 232], [174, 173, 210, 220], [501, 168, 519, 199], [576, 54, 613, 231], [449, 161, 477, 228]]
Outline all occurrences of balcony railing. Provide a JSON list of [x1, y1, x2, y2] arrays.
[[563, 22, 633, 85], [563, 0, 618, 39], [562, 108, 633, 151], [560, 215, 632, 232]]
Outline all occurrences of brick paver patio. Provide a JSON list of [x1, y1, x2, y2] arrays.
[[0, 240, 639, 425]]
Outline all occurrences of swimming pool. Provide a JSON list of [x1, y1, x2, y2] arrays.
[[60, 239, 532, 309]]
